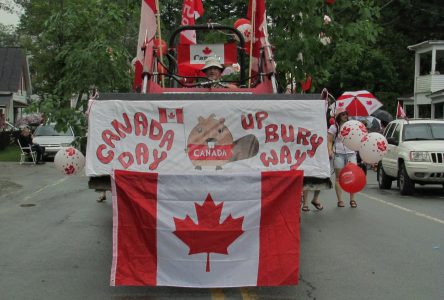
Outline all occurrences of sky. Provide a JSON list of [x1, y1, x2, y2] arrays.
[[0, 6, 21, 26]]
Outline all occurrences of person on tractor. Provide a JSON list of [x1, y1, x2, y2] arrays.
[[201, 57, 237, 88]]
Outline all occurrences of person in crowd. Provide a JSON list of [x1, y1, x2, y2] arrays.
[[18, 126, 46, 164], [287, 82, 323, 211], [380, 120, 389, 133], [97, 191, 107, 202], [301, 190, 323, 212], [0, 111, 5, 129], [285, 82, 297, 94], [201, 57, 237, 88], [327, 107, 358, 208]]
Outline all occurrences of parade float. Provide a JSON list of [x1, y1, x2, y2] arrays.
[[82, 0, 335, 287]]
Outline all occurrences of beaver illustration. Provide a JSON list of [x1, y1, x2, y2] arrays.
[[187, 114, 259, 170]]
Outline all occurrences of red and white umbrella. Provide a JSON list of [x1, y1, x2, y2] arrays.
[[332, 90, 382, 116]]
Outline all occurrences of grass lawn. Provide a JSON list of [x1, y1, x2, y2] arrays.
[[0, 144, 20, 162]]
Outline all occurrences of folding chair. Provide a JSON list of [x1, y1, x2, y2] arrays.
[[17, 140, 37, 165]]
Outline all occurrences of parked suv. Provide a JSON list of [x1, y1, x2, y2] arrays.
[[377, 119, 444, 195]]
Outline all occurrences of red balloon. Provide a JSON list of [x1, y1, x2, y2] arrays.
[[339, 163, 366, 193], [234, 18, 250, 29]]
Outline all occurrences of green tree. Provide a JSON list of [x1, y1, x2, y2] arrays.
[[13, 0, 444, 119], [0, 24, 20, 47], [16, 0, 140, 138]]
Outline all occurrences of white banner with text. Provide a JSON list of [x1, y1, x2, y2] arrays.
[[85, 99, 330, 178]]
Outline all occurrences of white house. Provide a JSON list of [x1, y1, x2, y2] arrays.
[[406, 40, 444, 119], [0, 47, 32, 124]]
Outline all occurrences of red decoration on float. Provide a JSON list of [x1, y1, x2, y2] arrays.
[[234, 18, 252, 53], [153, 38, 167, 56], [300, 75, 312, 92]]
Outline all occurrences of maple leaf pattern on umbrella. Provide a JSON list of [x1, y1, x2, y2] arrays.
[[173, 193, 244, 272]]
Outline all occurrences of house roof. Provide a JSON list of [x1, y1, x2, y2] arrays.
[[0, 47, 27, 92], [407, 40, 444, 51], [429, 88, 444, 98]]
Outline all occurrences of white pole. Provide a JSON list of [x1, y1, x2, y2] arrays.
[[155, 0, 165, 88], [248, 0, 256, 88]]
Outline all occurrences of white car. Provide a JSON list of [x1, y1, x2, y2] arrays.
[[377, 119, 444, 195], [32, 124, 77, 157]]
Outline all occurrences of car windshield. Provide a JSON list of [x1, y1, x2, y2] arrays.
[[34, 125, 73, 136], [403, 123, 444, 141]]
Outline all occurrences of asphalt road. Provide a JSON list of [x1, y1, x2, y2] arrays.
[[0, 162, 443, 300]]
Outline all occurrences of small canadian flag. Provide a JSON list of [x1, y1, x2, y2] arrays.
[[159, 108, 184, 123], [397, 101, 407, 119]]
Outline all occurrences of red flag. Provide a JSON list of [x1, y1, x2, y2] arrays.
[[300, 75, 312, 92], [180, 0, 204, 45], [397, 101, 407, 119], [158, 108, 184, 123], [110, 170, 302, 287], [133, 0, 158, 91], [247, 0, 268, 73]]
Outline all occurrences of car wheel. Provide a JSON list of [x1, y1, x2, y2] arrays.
[[377, 164, 392, 189], [399, 163, 414, 195]]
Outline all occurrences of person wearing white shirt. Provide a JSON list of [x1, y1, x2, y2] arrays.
[[328, 107, 357, 208]]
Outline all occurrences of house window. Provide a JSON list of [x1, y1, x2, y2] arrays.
[[418, 104, 431, 118], [419, 51, 432, 75], [435, 102, 444, 119], [405, 104, 414, 118], [436, 51, 444, 75]]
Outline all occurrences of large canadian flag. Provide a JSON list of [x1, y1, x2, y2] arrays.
[[110, 170, 302, 287]]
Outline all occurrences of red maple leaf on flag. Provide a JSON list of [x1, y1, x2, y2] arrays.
[[202, 47, 212, 55], [173, 194, 244, 272], [338, 102, 344, 107], [168, 112, 176, 119]]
